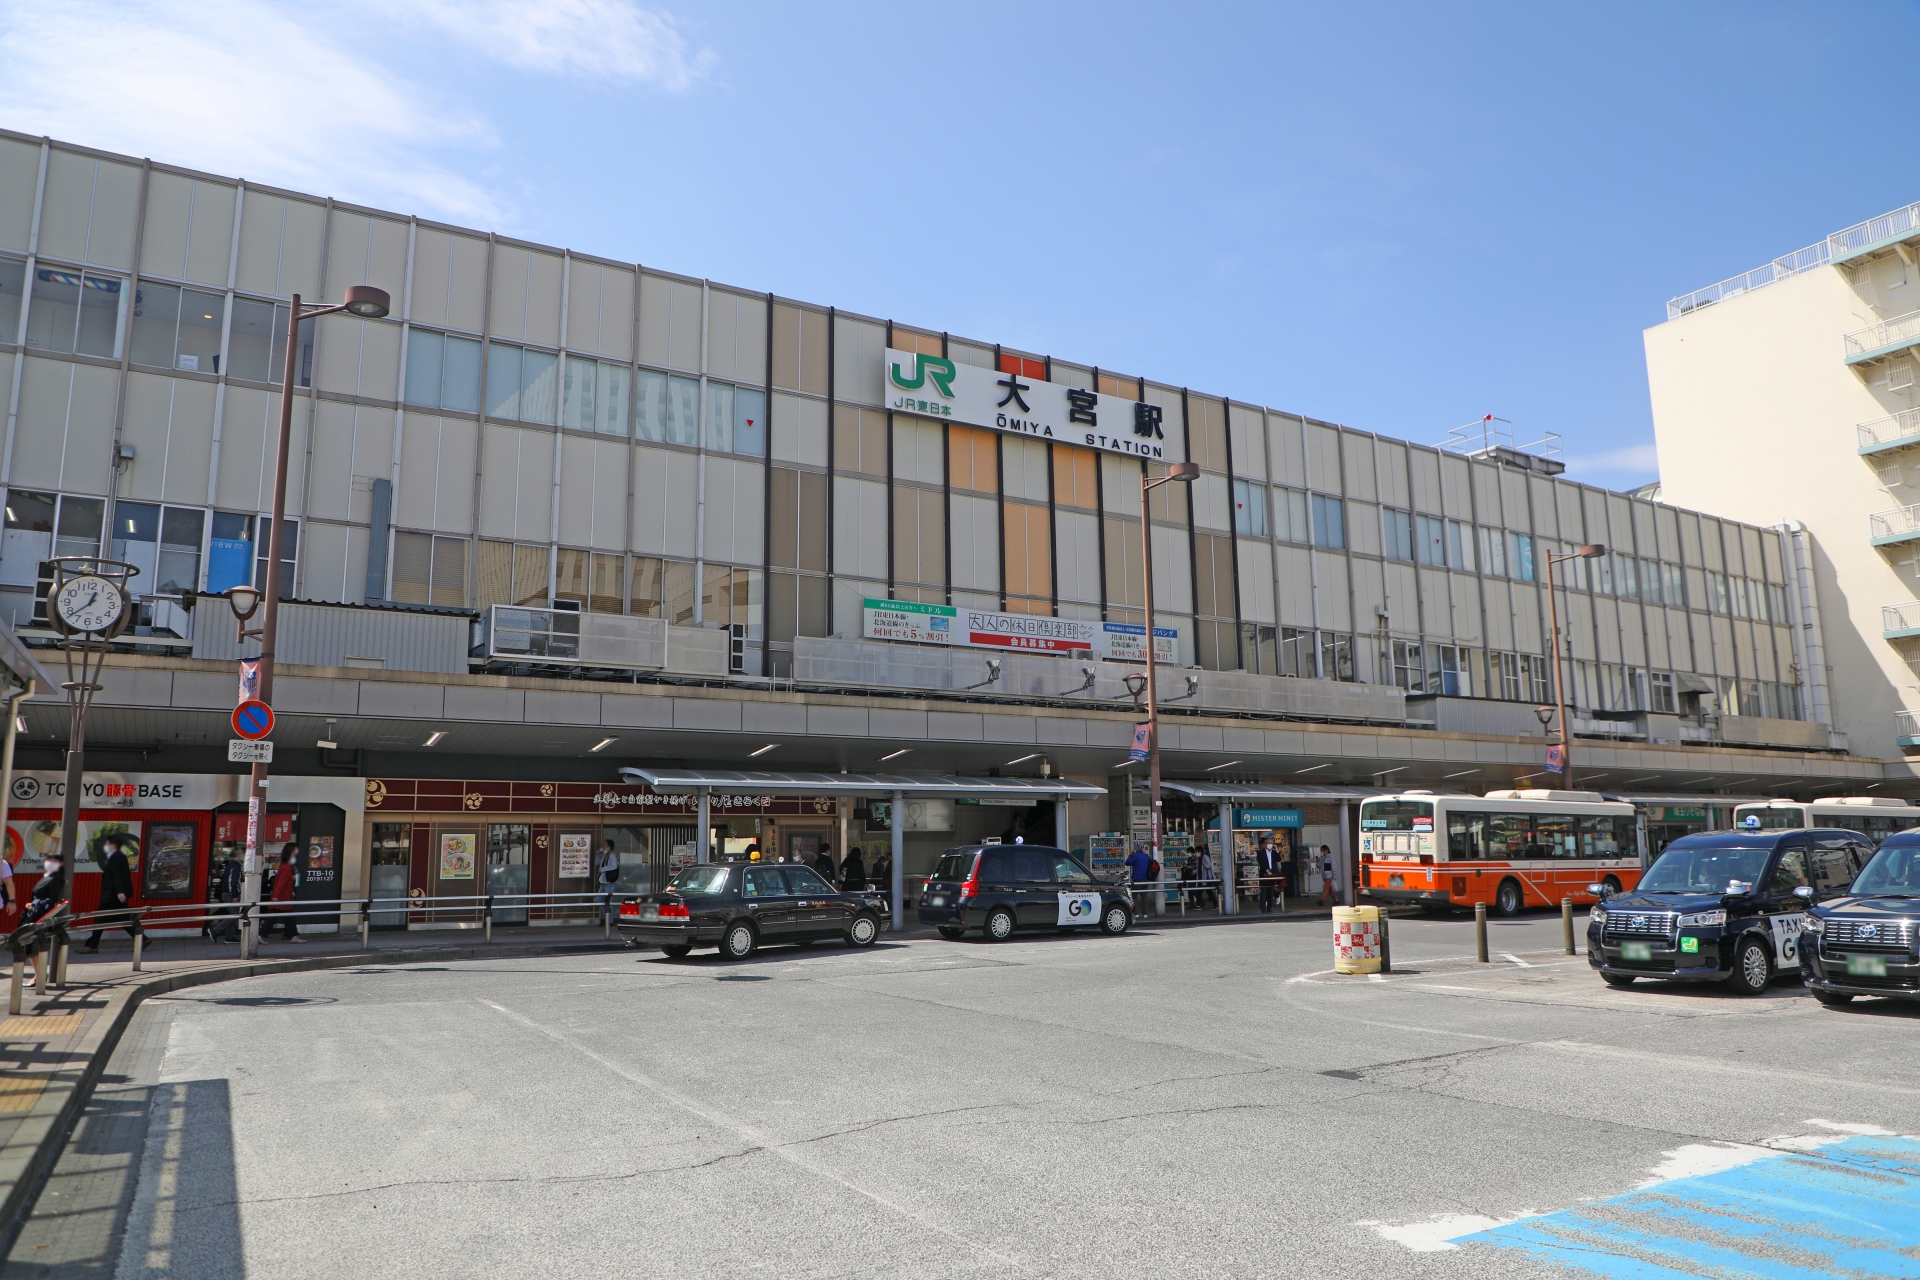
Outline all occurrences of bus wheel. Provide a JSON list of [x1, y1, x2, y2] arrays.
[[1494, 878, 1524, 917], [1601, 876, 1622, 896]]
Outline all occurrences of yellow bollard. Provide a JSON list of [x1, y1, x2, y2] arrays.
[[1332, 905, 1382, 974]]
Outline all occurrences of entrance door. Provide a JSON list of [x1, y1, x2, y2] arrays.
[[488, 823, 530, 925]]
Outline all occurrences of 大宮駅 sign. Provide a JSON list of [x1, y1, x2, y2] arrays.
[[884, 350, 1185, 463], [862, 598, 1176, 665]]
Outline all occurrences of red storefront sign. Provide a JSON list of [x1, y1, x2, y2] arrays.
[[215, 811, 294, 843], [362, 778, 837, 817]]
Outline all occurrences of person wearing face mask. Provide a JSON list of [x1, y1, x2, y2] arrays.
[[20, 853, 67, 983]]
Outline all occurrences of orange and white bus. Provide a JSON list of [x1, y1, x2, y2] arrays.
[[1358, 789, 1642, 917], [1731, 797, 1920, 845]]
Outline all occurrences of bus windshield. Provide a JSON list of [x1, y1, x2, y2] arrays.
[[1734, 809, 1803, 830], [1638, 845, 1771, 894], [1853, 845, 1920, 898], [1361, 800, 1433, 832]]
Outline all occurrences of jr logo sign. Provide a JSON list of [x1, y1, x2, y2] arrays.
[[888, 353, 957, 398]]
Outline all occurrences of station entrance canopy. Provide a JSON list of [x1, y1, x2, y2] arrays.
[[620, 769, 1107, 931]]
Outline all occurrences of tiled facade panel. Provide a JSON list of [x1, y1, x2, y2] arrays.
[[0, 136, 1819, 720], [0, 138, 40, 251], [630, 447, 698, 559], [140, 172, 236, 288]]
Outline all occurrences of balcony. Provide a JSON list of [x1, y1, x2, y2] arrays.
[[1845, 310, 1920, 367], [1667, 242, 1829, 320], [1859, 408, 1920, 456], [1885, 602, 1920, 639], [1870, 505, 1920, 546], [1899, 710, 1920, 749], [1829, 200, 1920, 266]]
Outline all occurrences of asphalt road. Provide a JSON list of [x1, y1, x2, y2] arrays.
[[12, 910, 1920, 1279]]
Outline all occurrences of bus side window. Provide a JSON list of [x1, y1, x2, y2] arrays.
[[1447, 814, 1483, 861], [1578, 815, 1619, 858], [1488, 813, 1529, 859]]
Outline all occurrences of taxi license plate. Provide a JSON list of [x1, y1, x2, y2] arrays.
[[639, 904, 659, 922], [1847, 954, 1889, 977], [925, 895, 945, 907], [1620, 941, 1653, 962]]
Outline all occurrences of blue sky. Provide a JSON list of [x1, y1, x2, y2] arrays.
[[3, 0, 1914, 489]]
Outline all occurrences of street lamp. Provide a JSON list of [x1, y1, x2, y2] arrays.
[[236, 284, 390, 958], [1138, 460, 1199, 877], [1543, 543, 1606, 791]]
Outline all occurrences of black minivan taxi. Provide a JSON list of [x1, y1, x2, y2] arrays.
[[617, 861, 889, 960], [917, 844, 1133, 941], [1588, 828, 1873, 994], [1801, 830, 1920, 1007]]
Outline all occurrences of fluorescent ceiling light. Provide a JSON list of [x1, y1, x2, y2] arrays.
[[590, 737, 616, 752], [424, 731, 446, 746], [13, 716, 23, 734], [880, 749, 910, 761], [1005, 753, 1039, 766], [1295, 763, 1331, 774], [750, 743, 779, 757], [1444, 769, 1479, 779], [1204, 760, 1241, 771]]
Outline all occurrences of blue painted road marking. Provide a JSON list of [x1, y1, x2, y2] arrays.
[[1458, 1134, 1920, 1277]]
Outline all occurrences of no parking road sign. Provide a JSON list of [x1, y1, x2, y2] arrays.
[[232, 699, 274, 740]]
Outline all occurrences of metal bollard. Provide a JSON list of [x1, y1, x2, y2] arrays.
[[1475, 901, 1489, 963], [132, 931, 143, 972], [484, 895, 494, 944], [54, 938, 68, 988], [1379, 911, 1392, 973], [9, 957, 21, 1014], [33, 943, 48, 993], [1562, 897, 1575, 955], [360, 900, 371, 950]]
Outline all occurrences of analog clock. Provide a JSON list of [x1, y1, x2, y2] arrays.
[[53, 574, 126, 635]]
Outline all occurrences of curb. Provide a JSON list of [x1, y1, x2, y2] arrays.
[[0, 936, 627, 1254]]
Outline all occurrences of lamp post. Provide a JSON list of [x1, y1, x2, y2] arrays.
[[233, 285, 389, 958], [1543, 543, 1606, 791], [1138, 461, 1200, 879]]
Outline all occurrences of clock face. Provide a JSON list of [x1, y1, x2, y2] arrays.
[[54, 575, 125, 634]]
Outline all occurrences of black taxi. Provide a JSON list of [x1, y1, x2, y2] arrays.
[[617, 861, 889, 960], [1587, 828, 1872, 994], [917, 844, 1133, 941], [1801, 830, 1920, 1007]]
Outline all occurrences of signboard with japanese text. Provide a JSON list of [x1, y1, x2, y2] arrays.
[[884, 349, 1185, 463], [861, 599, 1177, 665], [9, 771, 218, 810]]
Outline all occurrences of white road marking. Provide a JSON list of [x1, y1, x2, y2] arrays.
[[1500, 953, 1532, 967]]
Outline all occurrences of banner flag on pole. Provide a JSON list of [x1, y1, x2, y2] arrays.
[[1545, 744, 1565, 774], [1129, 722, 1151, 764]]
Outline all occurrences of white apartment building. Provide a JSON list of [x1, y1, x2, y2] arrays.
[[1648, 200, 1920, 758]]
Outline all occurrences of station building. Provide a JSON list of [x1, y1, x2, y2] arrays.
[[0, 129, 1905, 922]]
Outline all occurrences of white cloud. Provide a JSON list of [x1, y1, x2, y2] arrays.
[[403, 0, 715, 89], [1564, 442, 1659, 478], [0, 0, 712, 227]]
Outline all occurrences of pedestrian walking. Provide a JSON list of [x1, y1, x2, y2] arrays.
[[1319, 844, 1339, 906], [871, 849, 892, 897], [1197, 846, 1217, 910], [814, 849, 836, 881], [840, 848, 867, 892], [596, 839, 621, 913], [269, 844, 302, 941], [1255, 838, 1282, 914], [212, 851, 244, 942], [0, 847, 16, 925], [20, 853, 65, 982], [81, 833, 138, 952]]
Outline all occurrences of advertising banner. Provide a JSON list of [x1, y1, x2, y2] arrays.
[[558, 832, 593, 879], [884, 349, 1184, 463], [862, 599, 1176, 664], [439, 833, 477, 880], [1128, 723, 1151, 763]]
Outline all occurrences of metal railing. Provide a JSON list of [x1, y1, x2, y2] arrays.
[[1845, 309, 1920, 361], [1829, 201, 1920, 261], [1870, 505, 1920, 542], [1885, 602, 1920, 635], [1860, 408, 1920, 453], [1898, 710, 1920, 742], [1667, 241, 1830, 319]]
